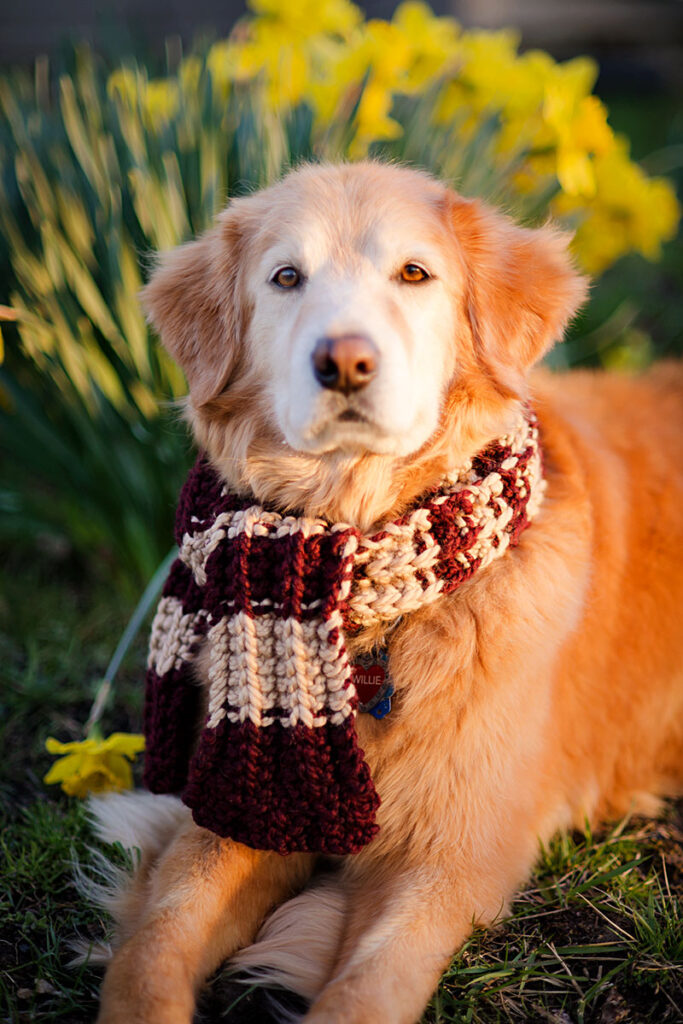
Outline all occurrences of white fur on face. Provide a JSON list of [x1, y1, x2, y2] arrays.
[[242, 190, 459, 458]]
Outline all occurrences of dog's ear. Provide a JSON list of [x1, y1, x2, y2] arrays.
[[141, 208, 245, 407], [448, 194, 589, 395]]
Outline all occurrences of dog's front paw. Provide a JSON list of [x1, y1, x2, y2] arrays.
[[97, 994, 193, 1024], [97, 947, 195, 1024]]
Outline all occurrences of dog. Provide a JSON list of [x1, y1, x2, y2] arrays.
[[91, 161, 683, 1024]]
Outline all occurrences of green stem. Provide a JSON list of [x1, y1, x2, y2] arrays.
[[84, 546, 178, 736]]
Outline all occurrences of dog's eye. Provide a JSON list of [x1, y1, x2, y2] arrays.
[[272, 266, 301, 289], [400, 263, 430, 283]]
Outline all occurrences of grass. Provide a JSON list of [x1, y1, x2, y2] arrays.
[[427, 818, 683, 1023], [0, 553, 144, 1023], [1, 801, 106, 1022], [1, 551, 682, 1024]]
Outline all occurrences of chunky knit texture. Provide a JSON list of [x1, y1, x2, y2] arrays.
[[144, 411, 545, 854]]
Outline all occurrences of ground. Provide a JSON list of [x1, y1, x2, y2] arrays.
[[1, 550, 682, 1024]]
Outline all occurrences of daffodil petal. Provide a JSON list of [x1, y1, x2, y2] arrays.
[[557, 149, 595, 198], [43, 753, 85, 784], [45, 736, 96, 755], [101, 733, 146, 758]]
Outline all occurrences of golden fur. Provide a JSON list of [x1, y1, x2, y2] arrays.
[[94, 162, 683, 1024]]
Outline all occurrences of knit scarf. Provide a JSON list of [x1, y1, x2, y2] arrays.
[[143, 411, 544, 855]]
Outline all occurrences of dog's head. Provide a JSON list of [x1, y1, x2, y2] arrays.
[[143, 162, 587, 526]]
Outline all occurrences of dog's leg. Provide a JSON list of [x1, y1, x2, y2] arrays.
[[97, 820, 314, 1024], [299, 875, 455, 1024], [302, 853, 523, 1024]]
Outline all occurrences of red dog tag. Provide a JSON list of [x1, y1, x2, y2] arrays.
[[351, 649, 394, 719], [353, 661, 387, 707]]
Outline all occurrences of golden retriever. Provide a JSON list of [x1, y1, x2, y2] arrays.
[[92, 161, 683, 1024]]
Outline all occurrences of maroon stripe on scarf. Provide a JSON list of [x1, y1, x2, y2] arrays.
[[201, 527, 358, 621], [162, 558, 205, 611], [174, 456, 235, 544], [143, 665, 203, 794], [182, 718, 380, 855], [144, 560, 208, 792]]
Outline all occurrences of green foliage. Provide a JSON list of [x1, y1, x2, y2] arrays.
[[0, 801, 102, 1023], [0, 363, 188, 593]]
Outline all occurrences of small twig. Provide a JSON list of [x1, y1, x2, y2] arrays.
[[660, 852, 672, 901], [662, 987, 683, 1014], [574, 892, 635, 943], [546, 942, 586, 1000]]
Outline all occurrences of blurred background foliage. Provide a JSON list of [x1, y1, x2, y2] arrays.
[[0, 0, 681, 596]]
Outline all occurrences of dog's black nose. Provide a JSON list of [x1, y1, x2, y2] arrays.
[[312, 335, 378, 394]]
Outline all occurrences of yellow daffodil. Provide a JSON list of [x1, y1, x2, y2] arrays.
[[143, 80, 180, 128], [249, 0, 362, 37], [179, 56, 203, 94], [460, 28, 522, 104], [571, 95, 613, 155], [391, 2, 460, 90], [206, 40, 237, 97], [555, 138, 680, 273], [108, 70, 180, 131], [322, 6, 460, 155], [44, 733, 145, 798], [104, 0, 678, 275], [539, 58, 608, 197], [107, 68, 139, 109], [207, 0, 362, 109], [209, 29, 309, 108]]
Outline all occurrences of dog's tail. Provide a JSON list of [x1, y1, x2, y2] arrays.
[[71, 790, 191, 964], [74, 791, 345, 1019], [193, 878, 346, 1022], [226, 875, 345, 997]]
